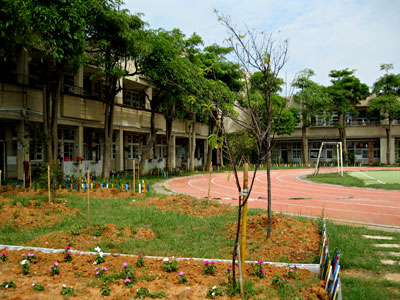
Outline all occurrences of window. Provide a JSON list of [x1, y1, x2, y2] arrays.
[[126, 134, 140, 159], [63, 73, 74, 93], [58, 128, 75, 160], [124, 90, 145, 108], [30, 143, 43, 161], [155, 136, 166, 159]]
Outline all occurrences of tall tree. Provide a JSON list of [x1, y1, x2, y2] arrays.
[[368, 64, 400, 164], [292, 69, 333, 164], [328, 69, 370, 158], [86, 0, 146, 177]]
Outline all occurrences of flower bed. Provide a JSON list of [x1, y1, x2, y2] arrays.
[[0, 248, 328, 299]]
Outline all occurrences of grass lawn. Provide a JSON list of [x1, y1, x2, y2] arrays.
[[307, 171, 400, 190]]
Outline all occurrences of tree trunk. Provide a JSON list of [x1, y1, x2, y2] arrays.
[[206, 119, 215, 168], [43, 81, 53, 163], [338, 113, 347, 159], [139, 109, 157, 175], [166, 116, 174, 172], [301, 126, 308, 165], [102, 100, 115, 178], [189, 115, 196, 172], [51, 68, 62, 162], [387, 118, 393, 164]]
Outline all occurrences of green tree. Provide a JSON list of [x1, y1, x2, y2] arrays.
[[328, 69, 370, 158], [292, 69, 333, 164], [85, 0, 146, 177], [368, 65, 400, 164]]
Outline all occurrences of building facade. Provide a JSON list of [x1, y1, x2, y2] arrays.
[[0, 50, 210, 180]]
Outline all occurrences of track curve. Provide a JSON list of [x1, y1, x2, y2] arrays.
[[165, 167, 400, 227]]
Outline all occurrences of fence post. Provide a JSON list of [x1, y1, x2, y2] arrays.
[[47, 165, 51, 204], [87, 170, 90, 228], [207, 161, 212, 202], [133, 159, 136, 195]]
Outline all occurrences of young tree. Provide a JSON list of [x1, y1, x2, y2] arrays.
[[292, 69, 333, 164], [368, 64, 400, 164], [328, 69, 370, 157], [85, 0, 146, 177]]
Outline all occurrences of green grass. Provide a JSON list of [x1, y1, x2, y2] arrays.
[[341, 276, 400, 300], [307, 171, 400, 190], [349, 170, 400, 185]]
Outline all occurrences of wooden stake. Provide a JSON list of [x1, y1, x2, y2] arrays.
[[133, 159, 136, 195], [237, 243, 244, 295], [47, 165, 51, 204], [207, 161, 212, 202], [0, 170, 2, 186], [87, 170, 90, 228], [79, 160, 82, 191], [240, 163, 248, 293]]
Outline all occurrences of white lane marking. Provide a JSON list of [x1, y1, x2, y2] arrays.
[[358, 172, 386, 184]]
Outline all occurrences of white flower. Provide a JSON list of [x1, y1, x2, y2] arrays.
[[212, 286, 217, 289], [94, 247, 101, 252], [32, 283, 35, 286], [93, 262, 97, 265], [62, 284, 66, 287], [163, 257, 169, 262], [99, 252, 104, 257], [5, 285, 8, 288], [212, 292, 215, 296], [21, 259, 27, 265]]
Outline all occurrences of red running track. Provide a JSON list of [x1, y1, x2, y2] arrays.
[[165, 167, 400, 227]]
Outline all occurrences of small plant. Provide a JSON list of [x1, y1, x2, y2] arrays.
[[124, 278, 133, 287], [50, 261, 60, 275], [162, 257, 178, 272], [136, 253, 145, 267], [272, 274, 289, 288], [95, 266, 108, 278], [203, 260, 217, 275], [93, 247, 106, 265], [32, 283, 45, 291], [21, 259, 30, 275], [1, 251, 6, 261], [100, 286, 111, 296], [178, 272, 187, 283], [64, 245, 72, 262], [134, 287, 166, 299], [60, 284, 74, 296], [251, 260, 266, 278], [121, 262, 136, 282], [287, 264, 299, 279], [206, 286, 224, 299], [26, 252, 37, 262], [0, 281, 16, 289]]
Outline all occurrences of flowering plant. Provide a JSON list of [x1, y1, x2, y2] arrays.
[[287, 264, 299, 279], [178, 271, 187, 283], [121, 262, 136, 282], [60, 284, 74, 296], [206, 286, 224, 299], [124, 278, 133, 287], [225, 266, 233, 283], [136, 253, 145, 267], [163, 257, 178, 272], [101, 286, 111, 296], [20, 259, 30, 275], [26, 252, 37, 262], [0, 281, 16, 289], [203, 260, 217, 275], [50, 261, 60, 275], [93, 247, 105, 265], [272, 274, 289, 288], [64, 246, 72, 262], [251, 260, 266, 278], [1, 251, 7, 262], [95, 266, 107, 278]]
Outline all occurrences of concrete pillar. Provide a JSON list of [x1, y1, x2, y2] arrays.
[[16, 49, 28, 83], [171, 135, 176, 168], [74, 66, 83, 93], [380, 137, 387, 164], [115, 129, 124, 171], [17, 121, 29, 180], [390, 137, 395, 165], [74, 125, 83, 160]]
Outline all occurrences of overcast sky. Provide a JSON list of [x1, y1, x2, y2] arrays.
[[123, 0, 400, 89]]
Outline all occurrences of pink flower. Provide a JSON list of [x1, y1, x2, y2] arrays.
[[66, 251, 71, 255], [204, 261, 208, 265], [289, 269, 294, 272], [122, 262, 128, 267], [124, 278, 131, 283], [227, 266, 231, 271], [257, 260, 263, 264], [65, 245, 70, 250], [54, 261, 59, 266], [21, 254, 25, 257], [28, 253, 34, 257], [261, 269, 266, 274], [101, 267, 108, 271], [294, 264, 298, 268], [95, 271, 99, 275], [258, 212, 262, 215], [2, 251, 6, 255], [94, 267, 98, 271], [179, 272, 184, 276], [138, 254, 143, 257]]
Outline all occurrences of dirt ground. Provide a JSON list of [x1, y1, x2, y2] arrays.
[[0, 249, 328, 300]]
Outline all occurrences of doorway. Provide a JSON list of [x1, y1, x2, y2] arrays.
[[281, 149, 288, 163]]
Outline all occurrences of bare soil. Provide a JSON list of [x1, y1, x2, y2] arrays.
[[0, 249, 328, 300]]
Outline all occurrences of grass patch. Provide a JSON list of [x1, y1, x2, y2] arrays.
[[341, 276, 400, 300], [307, 172, 400, 190]]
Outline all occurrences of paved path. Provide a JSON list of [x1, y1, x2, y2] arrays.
[[165, 167, 400, 227]]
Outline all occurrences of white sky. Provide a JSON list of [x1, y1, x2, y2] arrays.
[[123, 0, 400, 89]]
